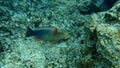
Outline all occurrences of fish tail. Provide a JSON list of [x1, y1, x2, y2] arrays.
[[26, 27, 33, 37]]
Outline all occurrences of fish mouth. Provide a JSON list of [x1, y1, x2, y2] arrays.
[[63, 33, 68, 39]]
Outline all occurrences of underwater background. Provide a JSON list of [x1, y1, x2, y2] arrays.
[[0, 0, 120, 68]]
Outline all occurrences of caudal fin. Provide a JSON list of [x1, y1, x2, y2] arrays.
[[25, 27, 33, 37]]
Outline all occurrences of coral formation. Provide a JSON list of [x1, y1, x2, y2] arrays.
[[0, 0, 120, 68]]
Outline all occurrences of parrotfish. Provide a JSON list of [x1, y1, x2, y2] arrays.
[[26, 27, 67, 42]]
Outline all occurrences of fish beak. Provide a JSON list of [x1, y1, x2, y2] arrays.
[[63, 33, 68, 39]]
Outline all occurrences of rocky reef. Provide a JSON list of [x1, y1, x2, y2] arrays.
[[0, 0, 120, 68]]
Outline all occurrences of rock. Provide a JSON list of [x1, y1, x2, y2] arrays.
[[0, 0, 120, 68]]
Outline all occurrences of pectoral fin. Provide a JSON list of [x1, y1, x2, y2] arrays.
[[34, 37, 42, 41]]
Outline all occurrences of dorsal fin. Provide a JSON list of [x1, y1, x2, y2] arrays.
[[53, 28, 58, 35]]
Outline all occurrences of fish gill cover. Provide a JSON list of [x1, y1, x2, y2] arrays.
[[0, 0, 120, 68]]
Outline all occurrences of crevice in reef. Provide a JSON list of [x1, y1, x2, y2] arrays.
[[104, 0, 117, 9], [78, 0, 118, 15]]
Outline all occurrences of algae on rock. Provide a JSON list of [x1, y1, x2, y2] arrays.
[[0, 0, 120, 68]]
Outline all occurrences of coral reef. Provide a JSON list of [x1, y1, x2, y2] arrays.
[[0, 0, 120, 68]]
